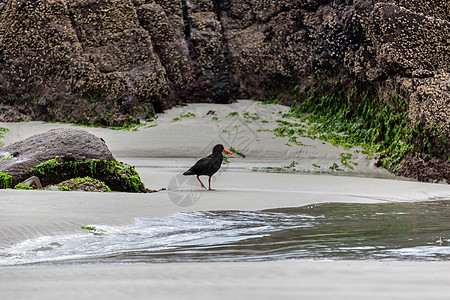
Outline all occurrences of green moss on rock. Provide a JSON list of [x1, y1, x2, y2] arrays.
[[56, 177, 112, 192], [0, 171, 13, 189], [276, 83, 446, 172], [29, 159, 145, 193], [13, 183, 34, 190], [0, 127, 7, 145], [31, 159, 60, 175]]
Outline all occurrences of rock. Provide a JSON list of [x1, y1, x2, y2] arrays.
[[0, 128, 146, 192], [396, 153, 450, 184], [135, 3, 197, 102], [0, 0, 449, 156], [0, 128, 114, 185], [28, 158, 146, 193], [19, 176, 43, 189], [189, 10, 232, 104], [54, 177, 112, 192], [0, 0, 175, 125]]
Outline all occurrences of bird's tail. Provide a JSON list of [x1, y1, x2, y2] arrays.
[[183, 170, 195, 176]]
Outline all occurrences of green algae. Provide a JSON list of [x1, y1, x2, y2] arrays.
[[0, 127, 7, 145], [81, 226, 97, 231], [261, 97, 282, 105], [57, 177, 111, 192], [229, 147, 245, 158], [44, 120, 144, 131], [242, 112, 260, 121], [13, 183, 34, 190], [0, 171, 13, 189], [340, 153, 358, 170], [29, 159, 145, 193], [172, 112, 196, 122], [269, 83, 446, 171], [32, 159, 60, 175], [0, 155, 13, 162]]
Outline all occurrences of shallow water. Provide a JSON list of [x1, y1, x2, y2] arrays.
[[1, 201, 449, 267]]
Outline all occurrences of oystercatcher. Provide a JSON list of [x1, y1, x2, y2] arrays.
[[183, 144, 233, 190]]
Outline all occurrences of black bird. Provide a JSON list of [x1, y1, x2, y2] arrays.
[[183, 144, 233, 190]]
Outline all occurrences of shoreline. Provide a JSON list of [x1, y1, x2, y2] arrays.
[[2, 170, 450, 250]]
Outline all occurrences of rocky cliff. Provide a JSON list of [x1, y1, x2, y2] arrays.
[[0, 0, 449, 145]]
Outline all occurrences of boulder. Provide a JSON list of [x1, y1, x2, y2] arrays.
[[54, 177, 112, 192], [0, 128, 147, 193], [0, 128, 114, 185]]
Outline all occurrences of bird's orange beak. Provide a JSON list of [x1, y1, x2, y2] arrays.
[[223, 149, 233, 155]]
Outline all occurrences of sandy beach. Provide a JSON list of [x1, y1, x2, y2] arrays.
[[1, 100, 450, 299], [2, 261, 450, 300]]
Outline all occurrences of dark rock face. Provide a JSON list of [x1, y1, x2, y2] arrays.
[[0, 128, 114, 184], [0, 0, 448, 147], [396, 154, 450, 184], [0, 0, 175, 125]]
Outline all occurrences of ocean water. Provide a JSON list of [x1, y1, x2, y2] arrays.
[[1, 201, 449, 267]]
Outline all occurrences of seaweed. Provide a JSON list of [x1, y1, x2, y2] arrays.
[[268, 83, 446, 171], [172, 112, 196, 122], [0, 171, 13, 189], [57, 177, 112, 192], [0, 127, 8, 145], [81, 226, 97, 231], [29, 159, 146, 193], [13, 183, 34, 190], [229, 147, 245, 158]]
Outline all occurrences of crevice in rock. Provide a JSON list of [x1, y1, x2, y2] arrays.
[[181, 0, 191, 41], [211, 0, 234, 103], [177, 0, 218, 103], [66, 4, 85, 53]]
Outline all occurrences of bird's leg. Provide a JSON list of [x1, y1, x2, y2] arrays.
[[208, 176, 213, 190], [196, 175, 207, 189]]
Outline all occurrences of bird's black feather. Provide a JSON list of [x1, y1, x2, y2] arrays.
[[183, 144, 225, 177]]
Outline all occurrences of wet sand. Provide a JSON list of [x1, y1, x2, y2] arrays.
[[1, 172, 450, 250], [1, 100, 450, 299], [2, 261, 450, 300]]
